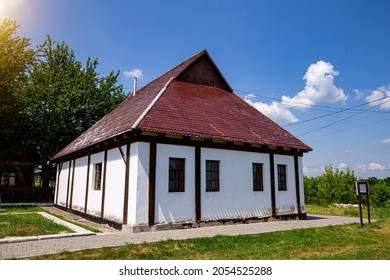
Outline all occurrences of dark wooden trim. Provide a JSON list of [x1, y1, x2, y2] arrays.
[[195, 146, 201, 222], [84, 155, 91, 214], [148, 142, 157, 226], [122, 143, 131, 224], [65, 160, 72, 208], [118, 146, 126, 164], [269, 153, 276, 217], [101, 150, 108, 219], [69, 159, 76, 209], [55, 162, 63, 205], [52, 130, 308, 163], [294, 155, 301, 215]]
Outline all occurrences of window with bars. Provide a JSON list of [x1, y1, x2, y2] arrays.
[[169, 158, 185, 192], [252, 163, 264, 191], [0, 171, 16, 187], [277, 164, 287, 191], [93, 163, 102, 190], [206, 160, 219, 192]]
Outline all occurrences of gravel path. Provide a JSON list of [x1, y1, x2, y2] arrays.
[[0, 214, 368, 259]]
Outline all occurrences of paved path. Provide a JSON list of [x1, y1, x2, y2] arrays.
[[0, 214, 368, 259]]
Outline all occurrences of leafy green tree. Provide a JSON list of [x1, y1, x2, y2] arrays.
[[0, 18, 35, 157], [21, 36, 126, 188], [370, 180, 390, 207], [304, 165, 357, 205]]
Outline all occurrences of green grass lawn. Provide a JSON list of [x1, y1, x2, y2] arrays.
[[0, 213, 73, 238], [1, 205, 101, 233], [30, 205, 390, 260]]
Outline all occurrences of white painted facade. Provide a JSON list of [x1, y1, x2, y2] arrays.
[[55, 141, 305, 227]]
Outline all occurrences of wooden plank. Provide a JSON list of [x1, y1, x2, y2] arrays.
[[101, 150, 108, 219], [148, 142, 157, 227], [294, 156, 301, 215], [294, 155, 301, 216], [55, 162, 63, 205], [65, 160, 72, 208], [84, 155, 91, 214], [69, 159, 76, 209], [195, 146, 201, 223], [269, 153, 276, 217], [122, 143, 131, 224]]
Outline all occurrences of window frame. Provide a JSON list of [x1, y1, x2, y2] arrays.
[[93, 163, 102, 191], [277, 164, 287, 191], [168, 157, 185, 192], [206, 160, 220, 192], [252, 163, 264, 191], [0, 171, 17, 188]]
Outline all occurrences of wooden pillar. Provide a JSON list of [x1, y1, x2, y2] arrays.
[[84, 155, 91, 214], [122, 143, 131, 224], [101, 150, 108, 219], [294, 155, 302, 216], [55, 162, 63, 205], [269, 153, 276, 217], [65, 160, 72, 208], [69, 159, 76, 210], [195, 146, 201, 223], [148, 142, 157, 227]]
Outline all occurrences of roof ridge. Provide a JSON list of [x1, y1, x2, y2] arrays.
[[131, 76, 175, 129]]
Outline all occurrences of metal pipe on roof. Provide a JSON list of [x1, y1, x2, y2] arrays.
[[133, 77, 138, 96]]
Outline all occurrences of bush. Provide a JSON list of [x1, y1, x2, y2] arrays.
[[304, 165, 390, 207]]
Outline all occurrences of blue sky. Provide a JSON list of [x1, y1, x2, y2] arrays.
[[1, 0, 389, 178]]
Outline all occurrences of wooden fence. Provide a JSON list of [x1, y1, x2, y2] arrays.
[[0, 188, 54, 203]]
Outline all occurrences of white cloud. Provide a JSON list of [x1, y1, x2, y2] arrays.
[[383, 138, 390, 143], [337, 162, 348, 169], [244, 60, 345, 125], [282, 60, 346, 109], [358, 162, 386, 171], [366, 85, 390, 110], [245, 98, 298, 125], [123, 69, 143, 79]]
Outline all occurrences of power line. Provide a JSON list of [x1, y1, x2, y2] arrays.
[[298, 98, 390, 137], [234, 88, 390, 115], [284, 95, 390, 128]]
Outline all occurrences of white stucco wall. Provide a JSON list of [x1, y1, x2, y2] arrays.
[[56, 161, 70, 207], [70, 156, 88, 212], [127, 142, 150, 226], [274, 154, 297, 215], [103, 146, 126, 223], [86, 151, 105, 217], [201, 148, 272, 221], [155, 144, 195, 224]]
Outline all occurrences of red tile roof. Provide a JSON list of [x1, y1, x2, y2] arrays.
[[52, 50, 311, 161], [139, 80, 311, 151]]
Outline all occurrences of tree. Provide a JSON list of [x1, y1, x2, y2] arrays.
[[0, 18, 35, 157], [21, 36, 126, 188]]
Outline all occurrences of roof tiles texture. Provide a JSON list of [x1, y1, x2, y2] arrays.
[[139, 80, 311, 151], [52, 50, 311, 161]]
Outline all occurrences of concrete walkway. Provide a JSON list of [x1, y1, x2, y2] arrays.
[[0, 214, 369, 259]]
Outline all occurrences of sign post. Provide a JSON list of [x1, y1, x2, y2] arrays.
[[356, 181, 371, 226]]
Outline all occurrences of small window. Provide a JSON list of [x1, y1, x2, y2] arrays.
[[0, 171, 16, 187], [206, 160, 219, 192], [252, 163, 263, 191], [277, 164, 287, 191], [169, 158, 185, 192], [93, 163, 102, 190]]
